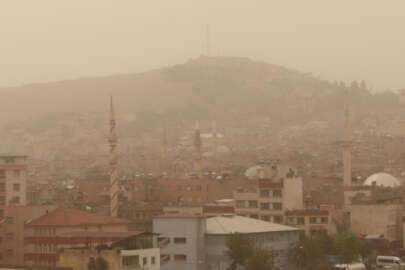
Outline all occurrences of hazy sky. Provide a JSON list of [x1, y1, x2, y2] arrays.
[[1, 1, 405, 91]]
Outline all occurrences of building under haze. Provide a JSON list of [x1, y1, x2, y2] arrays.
[[0, 155, 28, 217]]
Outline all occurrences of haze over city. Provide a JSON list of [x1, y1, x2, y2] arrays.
[[1, 0, 405, 91], [2, 1, 405, 270]]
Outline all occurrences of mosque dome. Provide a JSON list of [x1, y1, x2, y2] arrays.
[[363, 173, 401, 188]]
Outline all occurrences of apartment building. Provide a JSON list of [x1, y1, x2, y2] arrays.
[[24, 208, 130, 267], [285, 209, 337, 235], [234, 164, 303, 224], [0, 205, 57, 267], [0, 155, 28, 216]]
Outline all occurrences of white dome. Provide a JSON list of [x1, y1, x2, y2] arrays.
[[363, 173, 401, 188]]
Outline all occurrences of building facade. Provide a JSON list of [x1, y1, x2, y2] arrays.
[[153, 215, 206, 270], [285, 209, 337, 235], [0, 205, 57, 267], [24, 208, 130, 267], [234, 164, 303, 224], [0, 155, 28, 217]]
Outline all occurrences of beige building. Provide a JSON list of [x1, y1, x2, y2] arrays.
[[345, 197, 403, 241], [285, 209, 337, 235], [0, 155, 28, 217], [234, 164, 303, 223]]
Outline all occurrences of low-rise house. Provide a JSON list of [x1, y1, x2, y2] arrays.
[[58, 231, 160, 270]]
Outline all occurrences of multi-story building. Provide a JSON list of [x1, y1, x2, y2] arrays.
[[153, 214, 300, 270], [285, 209, 337, 235], [233, 164, 303, 224], [0, 205, 57, 267], [58, 231, 160, 270], [153, 214, 206, 270], [0, 155, 28, 216], [24, 207, 130, 267], [345, 195, 403, 242]]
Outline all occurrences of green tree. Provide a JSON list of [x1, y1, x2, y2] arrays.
[[226, 233, 255, 270], [245, 247, 273, 270], [88, 257, 108, 270]]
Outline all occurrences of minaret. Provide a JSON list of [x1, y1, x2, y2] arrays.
[[194, 121, 202, 177], [108, 96, 119, 217], [343, 92, 352, 187], [161, 126, 168, 172], [212, 120, 217, 160]]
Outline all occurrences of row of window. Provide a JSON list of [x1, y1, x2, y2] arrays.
[[239, 214, 284, 223], [161, 254, 187, 261], [0, 170, 21, 179], [158, 237, 187, 244], [0, 195, 21, 205], [122, 255, 156, 266], [260, 189, 282, 198], [286, 216, 329, 225], [34, 244, 57, 253], [0, 183, 21, 192], [236, 200, 282, 210], [34, 228, 56, 236]]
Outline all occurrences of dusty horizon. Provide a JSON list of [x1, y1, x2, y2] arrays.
[[1, 0, 405, 92]]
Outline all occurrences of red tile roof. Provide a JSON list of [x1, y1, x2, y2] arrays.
[[27, 208, 129, 227]]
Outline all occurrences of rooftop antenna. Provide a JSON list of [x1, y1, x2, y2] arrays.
[[206, 24, 211, 56]]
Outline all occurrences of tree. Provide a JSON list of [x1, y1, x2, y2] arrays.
[[226, 233, 254, 270], [88, 257, 108, 270], [245, 247, 273, 270]]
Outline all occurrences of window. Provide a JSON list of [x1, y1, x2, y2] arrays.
[[4, 157, 15, 164], [0, 209, 3, 219], [274, 215, 283, 223], [177, 185, 182, 191], [174, 254, 187, 261], [0, 170, 5, 179], [286, 217, 295, 224], [273, 190, 282, 197], [196, 185, 202, 191], [309, 217, 317, 224], [248, 200, 258, 208], [321, 217, 329, 224], [260, 189, 270, 197], [0, 196, 5, 206], [174, 237, 186, 244], [0, 183, 5, 192], [143, 257, 147, 265], [5, 249, 13, 257], [260, 202, 270, 210], [10, 196, 20, 204], [186, 186, 191, 191], [13, 183, 20, 191], [261, 215, 271, 221], [13, 170, 20, 179], [5, 216, 14, 224], [151, 256, 156, 264], [297, 217, 305, 225], [273, 203, 282, 210], [250, 214, 259, 219], [236, 200, 245, 208], [6, 233, 13, 240]]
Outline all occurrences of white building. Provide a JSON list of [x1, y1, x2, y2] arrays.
[[153, 214, 300, 270]]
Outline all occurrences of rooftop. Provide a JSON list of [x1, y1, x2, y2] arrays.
[[27, 208, 129, 227], [206, 215, 299, 235]]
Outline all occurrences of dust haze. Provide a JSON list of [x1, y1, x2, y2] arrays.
[[1, 0, 405, 91]]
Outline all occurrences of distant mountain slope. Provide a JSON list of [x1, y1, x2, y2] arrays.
[[0, 56, 396, 129]]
